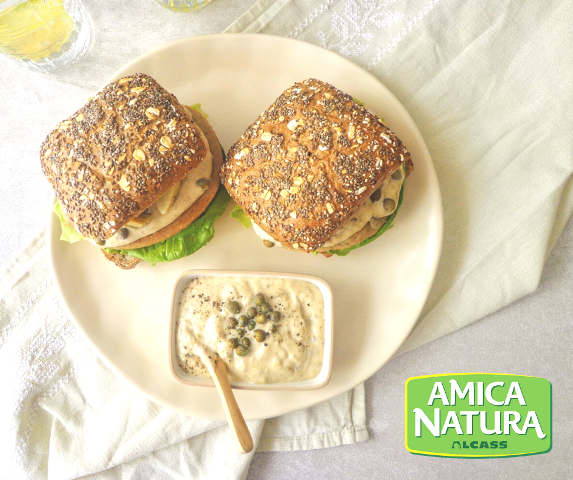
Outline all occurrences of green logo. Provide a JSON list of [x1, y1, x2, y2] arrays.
[[405, 373, 552, 458]]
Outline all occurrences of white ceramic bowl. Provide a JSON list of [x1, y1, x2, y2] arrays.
[[168, 270, 334, 390]]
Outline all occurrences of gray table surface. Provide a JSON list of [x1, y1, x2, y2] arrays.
[[1, 1, 570, 478]]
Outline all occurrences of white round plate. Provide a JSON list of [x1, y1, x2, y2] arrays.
[[48, 34, 442, 421]]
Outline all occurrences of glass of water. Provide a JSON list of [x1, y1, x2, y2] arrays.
[[0, 0, 92, 74]]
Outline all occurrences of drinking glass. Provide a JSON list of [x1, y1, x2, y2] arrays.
[[0, 0, 91, 73]]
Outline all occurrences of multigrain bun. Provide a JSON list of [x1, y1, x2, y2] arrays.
[[221, 78, 413, 253], [40, 73, 208, 242], [119, 106, 223, 249]]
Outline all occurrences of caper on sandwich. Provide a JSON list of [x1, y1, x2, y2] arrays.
[[41, 73, 229, 269], [221, 78, 413, 256]]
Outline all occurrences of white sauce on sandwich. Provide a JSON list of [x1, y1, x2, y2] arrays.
[[252, 166, 404, 250], [176, 276, 325, 384], [321, 166, 404, 248]]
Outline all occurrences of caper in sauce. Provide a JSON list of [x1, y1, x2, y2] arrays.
[[253, 329, 266, 342], [391, 169, 403, 180], [227, 317, 238, 329], [253, 293, 265, 306], [370, 188, 382, 203], [228, 338, 239, 348], [226, 301, 241, 314], [369, 217, 383, 230], [263, 239, 275, 248], [246, 307, 257, 319], [196, 178, 210, 190], [255, 313, 267, 324], [383, 198, 396, 212], [259, 302, 271, 314], [236, 328, 245, 338], [118, 228, 129, 240], [242, 337, 251, 347], [247, 320, 256, 331], [238, 315, 248, 327], [235, 345, 249, 356], [269, 324, 277, 334], [268, 311, 281, 323]]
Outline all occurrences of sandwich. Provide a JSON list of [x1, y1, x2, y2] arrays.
[[41, 73, 229, 269], [221, 78, 413, 256]]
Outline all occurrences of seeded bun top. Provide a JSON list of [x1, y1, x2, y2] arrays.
[[40, 73, 208, 241], [221, 78, 412, 252], [117, 106, 224, 250]]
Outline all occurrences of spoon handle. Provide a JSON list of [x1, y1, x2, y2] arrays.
[[209, 356, 254, 454]]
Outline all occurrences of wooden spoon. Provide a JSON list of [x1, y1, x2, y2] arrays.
[[205, 354, 253, 454]]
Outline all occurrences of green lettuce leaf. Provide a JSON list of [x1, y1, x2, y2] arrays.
[[190, 103, 208, 118], [53, 201, 85, 243], [105, 185, 231, 264], [230, 204, 252, 228], [327, 180, 405, 257]]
